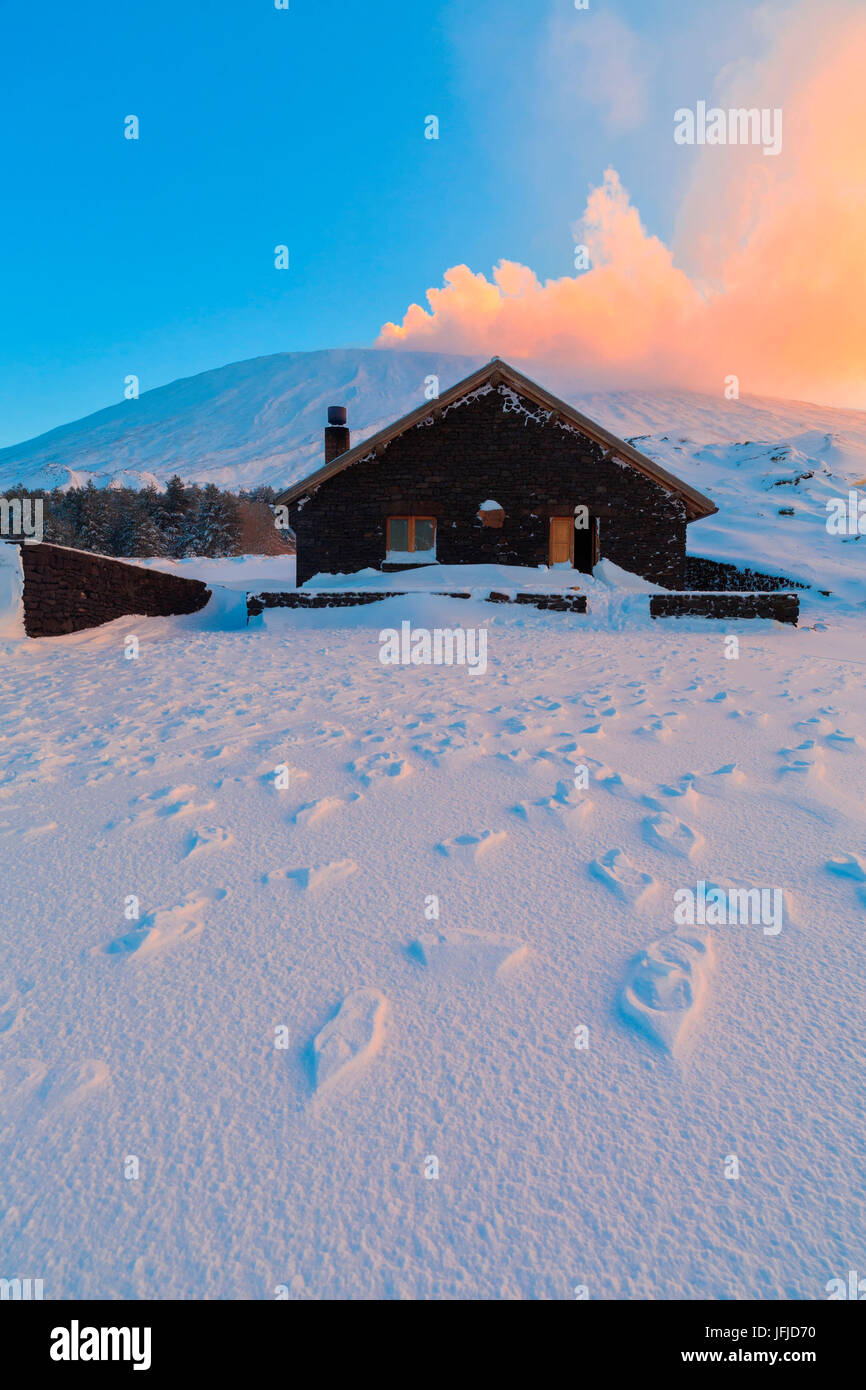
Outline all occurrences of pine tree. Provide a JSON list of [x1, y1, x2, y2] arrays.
[[157, 475, 191, 557], [188, 484, 241, 557], [78, 482, 112, 554]]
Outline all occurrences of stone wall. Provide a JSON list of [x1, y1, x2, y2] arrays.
[[18, 543, 211, 637], [247, 589, 588, 618], [290, 385, 689, 588], [650, 592, 799, 624], [684, 554, 805, 592]]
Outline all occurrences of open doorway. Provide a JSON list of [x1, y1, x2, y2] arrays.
[[573, 515, 599, 573], [549, 514, 598, 572]]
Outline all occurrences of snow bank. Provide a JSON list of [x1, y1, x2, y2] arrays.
[[592, 558, 661, 591], [138, 553, 296, 591], [0, 542, 25, 641], [305, 561, 583, 594]]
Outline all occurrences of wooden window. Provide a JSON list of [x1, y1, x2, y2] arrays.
[[387, 517, 436, 553]]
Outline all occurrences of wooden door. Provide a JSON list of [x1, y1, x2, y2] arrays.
[[549, 516, 573, 566]]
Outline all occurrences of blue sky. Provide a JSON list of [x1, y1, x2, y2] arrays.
[[0, 0, 769, 446]]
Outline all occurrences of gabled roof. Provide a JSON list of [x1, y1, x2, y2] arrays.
[[276, 357, 717, 521]]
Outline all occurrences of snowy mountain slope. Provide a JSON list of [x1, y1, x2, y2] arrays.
[[0, 350, 488, 495], [632, 429, 866, 604], [2, 347, 865, 599]]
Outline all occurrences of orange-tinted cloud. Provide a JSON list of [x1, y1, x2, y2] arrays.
[[378, 2, 866, 407]]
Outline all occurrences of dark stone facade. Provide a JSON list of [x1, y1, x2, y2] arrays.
[[18, 543, 211, 637], [290, 386, 690, 588]]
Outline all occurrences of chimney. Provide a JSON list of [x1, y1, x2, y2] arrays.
[[325, 405, 350, 464]]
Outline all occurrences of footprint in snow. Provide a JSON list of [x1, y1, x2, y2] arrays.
[[824, 729, 862, 749], [593, 763, 644, 800], [292, 794, 361, 826], [501, 717, 528, 735], [0, 1058, 110, 1123], [348, 751, 411, 785], [642, 811, 704, 860], [645, 773, 700, 810], [39, 1059, 111, 1109], [0, 980, 27, 1035], [436, 830, 507, 863], [584, 704, 618, 720], [21, 821, 59, 841], [527, 746, 561, 767], [183, 825, 232, 857], [247, 764, 310, 793], [727, 708, 770, 726], [410, 928, 527, 979], [494, 747, 534, 767], [633, 718, 675, 741], [268, 860, 358, 892], [310, 723, 353, 747], [512, 782, 592, 829], [312, 988, 388, 1093], [826, 854, 866, 901], [404, 710, 438, 729], [411, 723, 480, 764], [104, 889, 227, 959], [708, 763, 747, 786], [778, 746, 825, 781], [795, 715, 832, 734], [106, 784, 215, 830], [589, 849, 658, 904], [620, 929, 714, 1054]]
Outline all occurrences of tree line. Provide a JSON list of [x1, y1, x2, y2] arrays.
[[4, 478, 289, 558]]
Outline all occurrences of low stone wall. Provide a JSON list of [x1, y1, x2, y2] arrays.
[[250, 587, 797, 624], [650, 592, 799, 624], [247, 589, 589, 619], [684, 555, 805, 592], [247, 591, 404, 616], [19, 543, 211, 637], [487, 591, 588, 612]]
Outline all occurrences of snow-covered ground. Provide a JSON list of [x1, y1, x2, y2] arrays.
[[138, 553, 298, 593], [1, 559, 865, 1298]]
